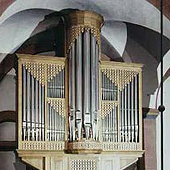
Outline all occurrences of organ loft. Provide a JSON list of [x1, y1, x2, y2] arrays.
[[16, 10, 144, 170]]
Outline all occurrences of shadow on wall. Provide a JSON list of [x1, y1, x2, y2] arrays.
[[122, 23, 170, 107]]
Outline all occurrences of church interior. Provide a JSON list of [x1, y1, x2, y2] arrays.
[[0, 0, 170, 170]]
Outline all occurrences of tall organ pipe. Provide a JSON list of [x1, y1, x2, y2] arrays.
[[95, 39, 99, 140], [69, 44, 76, 141], [91, 34, 97, 139], [75, 34, 83, 139], [35, 80, 38, 141], [128, 82, 131, 142], [23, 67, 26, 140], [131, 79, 134, 142], [68, 50, 72, 141], [39, 82, 42, 140], [124, 85, 127, 142], [42, 86, 44, 141], [83, 30, 91, 139], [31, 75, 34, 141], [27, 70, 30, 141], [135, 75, 138, 142]]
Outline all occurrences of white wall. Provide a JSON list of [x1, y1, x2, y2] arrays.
[[0, 152, 16, 170], [0, 75, 16, 111]]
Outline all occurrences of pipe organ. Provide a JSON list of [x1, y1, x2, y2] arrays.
[[17, 10, 144, 170]]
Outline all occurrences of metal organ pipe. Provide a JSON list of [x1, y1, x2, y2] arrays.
[[128, 82, 131, 142], [31, 75, 34, 141], [71, 44, 76, 113], [95, 40, 99, 140], [135, 75, 138, 142], [91, 34, 97, 140], [42, 86, 45, 141], [70, 44, 76, 141], [68, 50, 73, 141], [39, 81, 42, 141], [27, 70, 30, 141], [35, 79, 38, 141], [83, 30, 91, 139], [22, 66, 26, 141], [131, 79, 134, 142], [124, 85, 127, 142], [75, 34, 83, 139]]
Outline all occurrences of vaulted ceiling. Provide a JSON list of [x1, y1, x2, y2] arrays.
[[0, 0, 170, 107]]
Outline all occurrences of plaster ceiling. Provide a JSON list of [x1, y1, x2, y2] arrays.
[[0, 0, 170, 60], [0, 0, 170, 78]]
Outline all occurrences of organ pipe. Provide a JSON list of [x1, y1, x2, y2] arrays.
[[75, 34, 83, 139], [27, 70, 30, 141], [70, 44, 76, 141], [35, 79, 38, 141], [31, 75, 34, 140], [127, 85, 129, 142], [22, 66, 26, 140], [135, 75, 139, 142], [83, 30, 91, 139], [95, 39, 99, 140], [39, 81, 42, 140]]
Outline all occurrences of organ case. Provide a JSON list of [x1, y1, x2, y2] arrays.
[[18, 54, 67, 151]]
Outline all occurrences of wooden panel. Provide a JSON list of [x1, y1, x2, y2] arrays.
[[51, 157, 63, 170], [22, 157, 44, 170]]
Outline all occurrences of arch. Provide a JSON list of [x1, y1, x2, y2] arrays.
[[0, 0, 170, 38], [0, 1, 170, 61]]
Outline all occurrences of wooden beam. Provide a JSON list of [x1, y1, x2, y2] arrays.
[[0, 53, 16, 83], [0, 110, 16, 123]]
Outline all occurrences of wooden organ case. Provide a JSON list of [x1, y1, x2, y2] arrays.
[[17, 10, 144, 170]]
